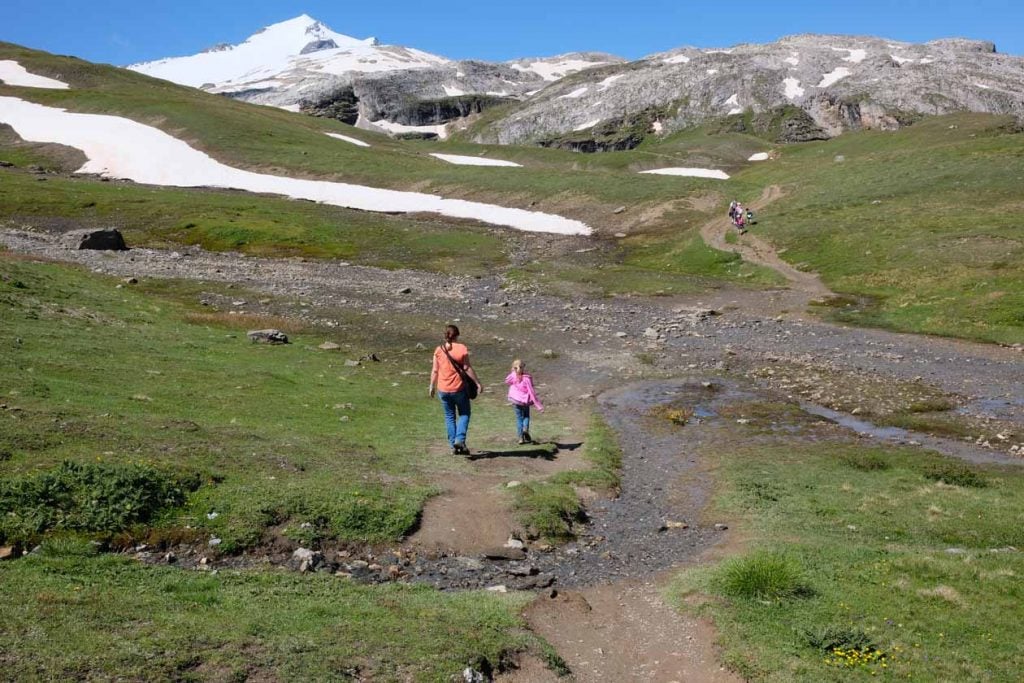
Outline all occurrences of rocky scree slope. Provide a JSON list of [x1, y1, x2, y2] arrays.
[[471, 34, 1024, 148]]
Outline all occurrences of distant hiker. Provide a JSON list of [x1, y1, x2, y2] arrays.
[[505, 359, 544, 444], [734, 206, 747, 233], [429, 324, 482, 455], [746, 208, 755, 225], [728, 200, 738, 220]]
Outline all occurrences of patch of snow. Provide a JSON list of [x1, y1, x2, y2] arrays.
[[706, 69, 719, 75], [369, 118, 449, 140], [783, 77, 805, 100], [831, 47, 867, 63], [430, 153, 521, 167], [442, 84, 465, 96], [919, 57, 936, 64], [0, 96, 590, 235], [325, 132, 370, 147], [276, 103, 301, 112], [597, 74, 624, 90], [705, 49, 734, 55], [640, 167, 730, 180], [652, 120, 664, 133], [559, 86, 589, 99], [975, 83, 991, 90], [574, 119, 602, 131], [662, 54, 691, 64], [748, 152, 770, 161], [724, 94, 739, 106], [524, 89, 542, 96], [784, 53, 800, 66], [486, 90, 509, 97], [509, 58, 611, 82], [816, 67, 851, 88], [0, 60, 69, 89], [728, 108, 743, 115], [456, 71, 465, 78], [891, 54, 914, 64]]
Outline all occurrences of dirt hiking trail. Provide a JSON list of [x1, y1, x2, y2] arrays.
[[701, 185, 834, 299]]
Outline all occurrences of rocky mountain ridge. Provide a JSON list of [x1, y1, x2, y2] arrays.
[[129, 18, 1024, 147], [473, 34, 1024, 148]]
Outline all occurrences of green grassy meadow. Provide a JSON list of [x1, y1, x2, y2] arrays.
[[671, 418, 1024, 682]]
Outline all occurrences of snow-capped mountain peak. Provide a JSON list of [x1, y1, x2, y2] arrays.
[[129, 15, 446, 90]]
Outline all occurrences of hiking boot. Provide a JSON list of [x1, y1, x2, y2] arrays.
[[522, 431, 533, 444], [517, 436, 527, 445], [454, 442, 468, 455]]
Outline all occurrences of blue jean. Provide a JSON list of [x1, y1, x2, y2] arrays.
[[513, 403, 531, 437], [438, 389, 471, 446]]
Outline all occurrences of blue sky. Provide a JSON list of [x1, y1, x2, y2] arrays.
[[4, 0, 1022, 65]]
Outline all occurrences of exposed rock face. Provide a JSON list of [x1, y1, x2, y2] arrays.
[[62, 228, 127, 251], [247, 329, 289, 344], [472, 34, 1024, 148]]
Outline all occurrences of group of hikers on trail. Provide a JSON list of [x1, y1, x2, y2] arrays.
[[728, 200, 755, 234], [428, 324, 543, 456]]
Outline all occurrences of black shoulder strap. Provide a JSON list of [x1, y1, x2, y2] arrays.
[[439, 343, 468, 376]]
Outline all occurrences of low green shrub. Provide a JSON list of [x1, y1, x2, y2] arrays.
[[923, 462, 988, 488], [0, 461, 200, 544], [840, 452, 891, 471]]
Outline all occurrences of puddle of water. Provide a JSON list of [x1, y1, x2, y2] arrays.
[[693, 406, 716, 419], [801, 402, 1021, 466], [801, 403, 911, 441], [956, 397, 1024, 421]]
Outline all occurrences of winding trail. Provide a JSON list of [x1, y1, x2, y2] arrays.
[[700, 185, 834, 298]]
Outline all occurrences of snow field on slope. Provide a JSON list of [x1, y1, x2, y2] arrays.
[[0, 61, 69, 89], [325, 132, 371, 147], [429, 154, 522, 167], [0, 96, 590, 235], [640, 168, 730, 180]]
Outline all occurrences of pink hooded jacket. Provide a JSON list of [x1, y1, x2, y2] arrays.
[[505, 371, 543, 411]]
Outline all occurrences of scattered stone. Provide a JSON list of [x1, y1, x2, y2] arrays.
[[615, 331, 628, 338], [62, 228, 128, 251], [542, 349, 555, 358], [613, 206, 626, 214], [945, 547, 967, 555], [397, 287, 413, 295], [506, 480, 522, 488], [504, 537, 525, 550], [643, 327, 659, 339], [664, 520, 689, 530], [123, 277, 138, 285], [290, 547, 325, 573], [714, 523, 729, 531], [208, 537, 222, 547], [485, 585, 508, 593], [318, 342, 341, 351], [455, 556, 484, 571], [344, 359, 361, 367], [247, 329, 289, 344], [163, 552, 176, 564], [483, 547, 527, 561]]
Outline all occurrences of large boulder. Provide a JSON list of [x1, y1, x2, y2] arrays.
[[63, 229, 127, 251]]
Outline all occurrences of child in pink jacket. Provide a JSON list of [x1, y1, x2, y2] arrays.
[[505, 359, 543, 444]]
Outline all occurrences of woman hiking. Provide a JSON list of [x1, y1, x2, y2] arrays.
[[429, 324, 482, 455]]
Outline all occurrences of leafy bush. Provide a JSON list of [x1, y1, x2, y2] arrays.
[[0, 461, 200, 544], [923, 462, 988, 488], [840, 452, 891, 471], [716, 551, 809, 600]]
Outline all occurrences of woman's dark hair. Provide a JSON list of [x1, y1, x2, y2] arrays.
[[444, 324, 460, 342]]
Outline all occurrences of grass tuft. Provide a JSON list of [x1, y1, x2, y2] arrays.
[[922, 462, 988, 488], [716, 551, 810, 600]]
